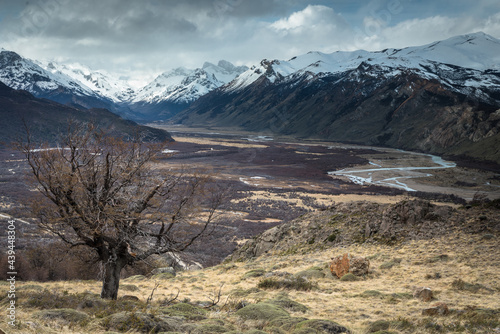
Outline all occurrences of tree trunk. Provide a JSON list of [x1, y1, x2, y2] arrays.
[[100, 253, 127, 300]]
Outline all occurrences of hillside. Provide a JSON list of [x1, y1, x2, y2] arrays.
[[0, 82, 172, 144], [0, 199, 498, 333]]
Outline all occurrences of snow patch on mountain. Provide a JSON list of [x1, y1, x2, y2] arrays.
[[0, 50, 97, 98], [224, 32, 500, 93], [40, 61, 135, 102], [131, 60, 247, 104]]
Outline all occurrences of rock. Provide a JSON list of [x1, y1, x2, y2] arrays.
[[330, 253, 350, 278], [422, 303, 449, 316], [413, 287, 433, 302], [349, 257, 370, 276], [330, 253, 370, 278]]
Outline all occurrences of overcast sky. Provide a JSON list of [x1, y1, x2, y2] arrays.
[[1, 0, 499, 87]]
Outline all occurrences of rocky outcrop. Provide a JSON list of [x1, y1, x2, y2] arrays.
[[228, 199, 500, 262], [330, 253, 370, 278]]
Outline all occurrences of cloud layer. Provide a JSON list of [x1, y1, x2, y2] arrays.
[[1, 0, 499, 86]]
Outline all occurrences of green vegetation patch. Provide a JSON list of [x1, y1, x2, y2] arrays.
[[267, 293, 309, 313], [339, 273, 358, 282], [451, 279, 492, 293], [159, 302, 208, 321], [191, 323, 229, 334], [101, 311, 181, 333], [243, 269, 266, 279], [294, 266, 325, 279], [267, 316, 308, 331], [366, 320, 390, 333], [379, 258, 402, 270], [151, 272, 176, 280], [359, 290, 383, 298], [257, 276, 318, 291], [294, 319, 350, 333], [120, 284, 139, 292], [236, 302, 290, 321], [122, 274, 147, 281], [33, 308, 89, 324]]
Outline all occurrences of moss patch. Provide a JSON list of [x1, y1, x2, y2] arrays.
[[236, 302, 290, 321], [159, 302, 208, 321], [33, 308, 89, 324]]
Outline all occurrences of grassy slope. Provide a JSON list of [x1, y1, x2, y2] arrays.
[[1, 202, 498, 334]]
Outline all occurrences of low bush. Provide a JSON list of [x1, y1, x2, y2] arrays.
[[257, 276, 317, 291]]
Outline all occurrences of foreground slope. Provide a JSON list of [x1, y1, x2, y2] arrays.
[[2, 199, 498, 333], [173, 33, 500, 163]]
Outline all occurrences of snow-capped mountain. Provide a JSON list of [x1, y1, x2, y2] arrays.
[[0, 49, 248, 121], [0, 49, 124, 112], [127, 60, 248, 120], [40, 61, 135, 103], [225, 32, 500, 98], [173, 32, 500, 163], [0, 50, 94, 98], [132, 60, 247, 104]]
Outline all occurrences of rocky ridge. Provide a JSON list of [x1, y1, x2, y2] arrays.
[[229, 199, 500, 261]]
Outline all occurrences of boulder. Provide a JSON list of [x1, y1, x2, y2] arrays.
[[330, 253, 370, 278], [349, 257, 370, 276], [330, 254, 350, 278], [413, 287, 433, 302]]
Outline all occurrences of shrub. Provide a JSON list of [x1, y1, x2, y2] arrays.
[[267, 293, 309, 313], [257, 277, 317, 291], [360, 290, 383, 298], [367, 320, 390, 333], [101, 311, 181, 333], [451, 279, 490, 293], [243, 269, 266, 279], [379, 258, 402, 270], [339, 273, 357, 282], [121, 284, 139, 292], [294, 319, 350, 333], [294, 267, 325, 279], [159, 302, 208, 321], [33, 308, 89, 324], [123, 275, 147, 281], [236, 303, 289, 321]]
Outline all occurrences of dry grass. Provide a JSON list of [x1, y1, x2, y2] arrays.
[[2, 229, 498, 334]]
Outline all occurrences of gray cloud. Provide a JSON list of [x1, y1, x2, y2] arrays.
[[0, 0, 499, 87]]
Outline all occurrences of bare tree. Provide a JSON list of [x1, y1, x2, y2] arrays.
[[19, 123, 226, 299]]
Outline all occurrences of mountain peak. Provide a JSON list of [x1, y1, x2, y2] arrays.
[[217, 60, 236, 71]]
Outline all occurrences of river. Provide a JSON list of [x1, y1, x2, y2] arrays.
[[328, 150, 457, 192]]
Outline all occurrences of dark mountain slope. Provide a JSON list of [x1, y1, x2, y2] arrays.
[[173, 63, 500, 163], [0, 82, 172, 144]]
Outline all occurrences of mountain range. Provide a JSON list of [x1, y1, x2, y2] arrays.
[[0, 50, 247, 121], [1, 32, 500, 162], [173, 32, 500, 163]]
